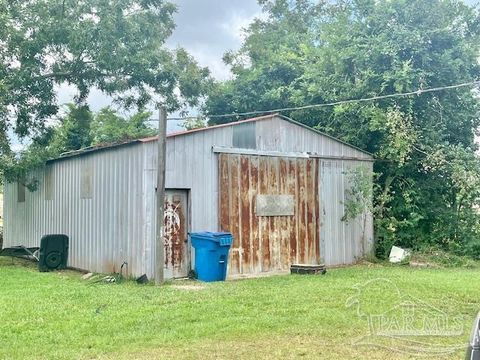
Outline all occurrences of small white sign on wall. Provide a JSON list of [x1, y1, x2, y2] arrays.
[[256, 195, 295, 216]]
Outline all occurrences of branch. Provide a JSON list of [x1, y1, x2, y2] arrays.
[[39, 69, 118, 79]]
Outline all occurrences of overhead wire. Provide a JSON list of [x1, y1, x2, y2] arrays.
[[158, 79, 480, 121]]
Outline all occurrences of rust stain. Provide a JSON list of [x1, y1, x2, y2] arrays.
[[306, 159, 314, 264], [163, 194, 185, 270], [219, 154, 230, 232], [314, 159, 321, 261], [259, 156, 270, 272], [240, 156, 251, 273], [173, 196, 185, 269], [297, 160, 307, 264], [268, 157, 279, 269], [164, 201, 172, 267], [218, 154, 320, 276], [278, 158, 290, 270], [249, 157, 260, 273], [229, 155, 241, 274], [288, 159, 298, 264]]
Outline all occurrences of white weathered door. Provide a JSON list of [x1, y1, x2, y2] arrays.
[[164, 190, 189, 278]]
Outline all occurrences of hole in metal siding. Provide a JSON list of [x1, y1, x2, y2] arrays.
[[232, 122, 256, 149]]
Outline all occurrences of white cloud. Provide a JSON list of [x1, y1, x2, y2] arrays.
[[167, 0, 261, 80]]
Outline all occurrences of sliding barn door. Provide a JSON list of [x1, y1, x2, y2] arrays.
[[219, 153, 320, 275]]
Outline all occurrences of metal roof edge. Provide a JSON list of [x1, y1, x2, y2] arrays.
[[45, 139, 143, 164], [45, 112, 373, 163], [139, 113, 278, 143], [44, 115, 278, 163]]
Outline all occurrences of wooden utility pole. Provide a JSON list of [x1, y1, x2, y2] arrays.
[[155, 106, 167, 285]]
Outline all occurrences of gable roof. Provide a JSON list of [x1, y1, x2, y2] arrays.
[[140, 113, 372, 156], [140, 113, 278, 142], [48, 113, 372, 163]]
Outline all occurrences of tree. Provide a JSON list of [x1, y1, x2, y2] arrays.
[[55, 103, 94, 151], [91, 107, 156, 144], [204, 0, 480, 256], [181, 117, 206, 131], [0, 0, 211, 180], [4, 104, 156, 189]]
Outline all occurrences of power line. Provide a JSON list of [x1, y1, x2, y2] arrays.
[[159, 79, 480, 121], [165, 117, 202, 121]]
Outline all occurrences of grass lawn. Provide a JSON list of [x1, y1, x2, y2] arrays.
[[0, 258, 479, 359]]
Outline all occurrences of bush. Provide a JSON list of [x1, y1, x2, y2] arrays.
[[374, 236, 396, 260], [411, 247, 479, 268], [461, 240, 480, 260]]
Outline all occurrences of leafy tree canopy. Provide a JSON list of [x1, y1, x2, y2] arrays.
[[204, 0, 480, 256], [0, 0, 211, 178]]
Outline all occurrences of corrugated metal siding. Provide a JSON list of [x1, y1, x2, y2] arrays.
[[142, 125, 235, 276], [3, 144, 148, 277], [218, 153, 320, 275], [256, 117, 371, 159], [319, 160, 374, 266]]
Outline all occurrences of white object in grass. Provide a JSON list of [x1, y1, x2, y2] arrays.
[[389, 246, 411, 263]]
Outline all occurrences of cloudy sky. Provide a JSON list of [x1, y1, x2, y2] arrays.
[[167, 0, 261, 80], [58, 1, 261, 112]]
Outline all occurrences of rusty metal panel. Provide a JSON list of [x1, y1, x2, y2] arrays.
[[219, 153, 320, 275], [256, 195, 294, 216], [163, 190, 189, 278]]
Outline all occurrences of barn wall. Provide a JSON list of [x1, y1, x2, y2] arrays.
[[319, 159, 374, 266], [142, 125, 235, 276], [256, 117, 371, 159], [142, 124, 234, 232], [142, 114, 372, 231], [3, 144, 149, 277]]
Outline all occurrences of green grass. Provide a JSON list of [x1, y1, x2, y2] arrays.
[[1, 258, 479, 359]]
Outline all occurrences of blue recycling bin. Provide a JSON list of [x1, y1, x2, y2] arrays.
[[190, 232, 232, 282]]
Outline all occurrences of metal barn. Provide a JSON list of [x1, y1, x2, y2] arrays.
[[3, 114, 374, 279]]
